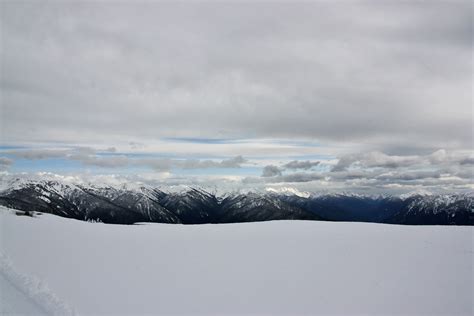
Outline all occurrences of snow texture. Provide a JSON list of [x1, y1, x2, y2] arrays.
[[0, 206, 472, 315], [0, 252, 74, 315]]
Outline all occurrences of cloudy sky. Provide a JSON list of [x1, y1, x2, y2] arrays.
[[0, 1, 472, 194]]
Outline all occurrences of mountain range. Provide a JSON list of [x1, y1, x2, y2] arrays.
[[0, 180, 472, 225]]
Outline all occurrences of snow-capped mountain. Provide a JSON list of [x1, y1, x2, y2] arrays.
[[0, 180, 472, 225], [387, 194, 473, 225]]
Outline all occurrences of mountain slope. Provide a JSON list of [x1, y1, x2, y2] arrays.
[[0, 180, 472, 225]]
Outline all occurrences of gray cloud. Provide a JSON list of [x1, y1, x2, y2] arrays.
[[454, 169, 473, 179], [246, 171, 325, 184], [78, 154, 248, 170], [329, 170, 373, 181], [251, 148, 474, 189], [137, 158, 173, 171], [70, 154, 129, 168], [6, 147, 101, 160], [248, 157, 473, 188], [7, 147, 129, 168], [0, 157, 12, 165], [7, 149, 72, 160], [94, 155, 248, 171], [129, 142, 146, 150], [332, 150, 473, 171], [260, 160, 320, 178], [283, 160, 320, 170], [0, 157, 13, 170], [0, 1, 471, 152], [375, 170, 443, 182], [332, 151, 421, 171], [275, 172, 325, 183], [261, 165, 282, 177], [215, 156, 247, 168], [460, 157, 474, 165], [173, 155, 247, 170], [155, 155, 248, 170], [6, 147, 247, 170]]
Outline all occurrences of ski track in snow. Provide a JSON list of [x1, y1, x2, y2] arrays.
[[0, 252, 75, 315]]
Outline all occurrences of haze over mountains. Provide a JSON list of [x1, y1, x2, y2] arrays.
[[1, 179, 471, 226]]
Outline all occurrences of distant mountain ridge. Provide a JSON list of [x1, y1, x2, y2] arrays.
[[0, 180, 472, 225]]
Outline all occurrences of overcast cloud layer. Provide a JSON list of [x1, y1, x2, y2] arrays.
[[0, 1, 472, 193], [1, 1, 472, 148]]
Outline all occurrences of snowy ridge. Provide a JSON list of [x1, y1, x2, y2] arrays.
[[265, 187, 310, 198], [405, 194, 473, 215], [0, 178, 472, 225], [0, 175, 470, 199], [0, 251, 75, 315]]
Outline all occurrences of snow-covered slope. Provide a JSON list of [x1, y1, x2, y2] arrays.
[[0, 252, 73, 315], [0, 273, 47, 315], [0, 206, 472, 315]]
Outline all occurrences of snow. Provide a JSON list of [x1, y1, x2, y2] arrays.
[[265, 187, 310, 198], [0, 252, 74, 315], [38, 195, 51, 203], [0, 206, 472, 315], [399, 188, 433, 199], [0, 273, 48, 315]]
